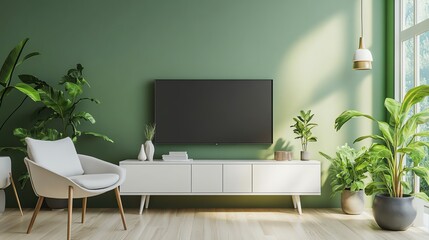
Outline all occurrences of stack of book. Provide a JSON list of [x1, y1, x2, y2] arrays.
[[162, 152, 191, 161]]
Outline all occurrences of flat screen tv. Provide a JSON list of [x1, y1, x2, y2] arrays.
[[154, 79, 273, 144]]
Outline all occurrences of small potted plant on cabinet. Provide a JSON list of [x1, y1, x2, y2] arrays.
[[144, 123, 156, 161], [320, 143, 369, 215], [291, 110, 318, 160], [335, 85, 429, 231]]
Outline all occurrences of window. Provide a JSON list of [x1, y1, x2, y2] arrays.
[[396, 0, 429, 203]]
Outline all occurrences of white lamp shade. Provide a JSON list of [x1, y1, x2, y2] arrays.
[[353, 48, 373, 62]]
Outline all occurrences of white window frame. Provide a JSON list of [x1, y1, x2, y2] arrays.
[[395, 0, 429, 208]]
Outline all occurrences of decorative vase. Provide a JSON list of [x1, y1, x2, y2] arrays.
[[275, 151, 292, 161], [145, 140, 155, 161], [300, 151, 310, 161], [373, 194, 417, 231], [137, 144, 147, 161], [341, 189, 364, 215]]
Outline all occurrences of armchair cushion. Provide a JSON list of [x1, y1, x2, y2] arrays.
[[25, 137, 84, 177], [69, 174, 119, 190]]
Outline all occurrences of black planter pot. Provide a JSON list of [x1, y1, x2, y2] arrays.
[[45, 198, 68, 209], [373, 194, 417, 231]]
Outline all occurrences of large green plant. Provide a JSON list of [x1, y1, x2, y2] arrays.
[[0, 38, 40, 134], [13, 64, 113, 145], [335, 85, 429, 201], [320, 144, 369, 196], [290, 110, 318, 151], [9, 64, 113, 188]]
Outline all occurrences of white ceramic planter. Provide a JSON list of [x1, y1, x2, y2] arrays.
[[137, 144, 147, 161], [145, 140, 155, 161], [341, 189, 364, 215]]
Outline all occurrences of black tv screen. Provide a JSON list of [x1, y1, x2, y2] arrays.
[[154, 80, 273, 144]]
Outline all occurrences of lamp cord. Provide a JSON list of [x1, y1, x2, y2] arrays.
[[361, 0, 364, 37]]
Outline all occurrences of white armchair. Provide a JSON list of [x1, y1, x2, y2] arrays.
[[0, 156, 23, 215], [24, 137, 127, 240]]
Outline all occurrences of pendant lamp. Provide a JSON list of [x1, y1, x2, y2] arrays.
[[353, 0, 373, 70]]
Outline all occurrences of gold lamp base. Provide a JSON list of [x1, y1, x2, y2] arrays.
[[353, 61, 372, 70]]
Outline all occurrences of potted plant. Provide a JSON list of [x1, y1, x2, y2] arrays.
[[335, 85, 429, 230], [144, 123, 156, 161], [0, 38, 41, 135], [290, 110, 318, 160], [320, 144, 369, 215], [9, 64, 113, 209], [0, 39, 41, 211]]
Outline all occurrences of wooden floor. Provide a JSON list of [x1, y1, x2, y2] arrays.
[[0, 208, 428, 240]]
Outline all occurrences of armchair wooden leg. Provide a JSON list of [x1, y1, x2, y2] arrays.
[[27, 196, 44, 234], [9, 173, 23, 216], [68, 186, 73, 240], [82, 197, 87, 223], [114, 187, 127, 230]]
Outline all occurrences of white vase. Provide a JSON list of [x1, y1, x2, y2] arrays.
[[145, 140, 155, 161], [137, 144, 147, 161]]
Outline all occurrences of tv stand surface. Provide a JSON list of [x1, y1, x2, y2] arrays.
[[119, 159, 321, 215]]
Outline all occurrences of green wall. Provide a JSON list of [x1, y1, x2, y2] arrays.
[[0, 0, 388, 209]]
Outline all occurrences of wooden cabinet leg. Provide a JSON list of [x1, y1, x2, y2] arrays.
[[139, 195, 146, 215]]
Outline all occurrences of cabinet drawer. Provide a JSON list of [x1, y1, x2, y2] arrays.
[[192, 165, 222, 192], [121, 165, 191, 193], [253, 165, 320, 193], [223, 165, 252, 192]]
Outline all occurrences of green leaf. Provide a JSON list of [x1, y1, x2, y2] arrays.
[[353, 134, 386, 144], [81, 131, 114, 143], [385, 98, 401, 125], [16, 52, 40, 67], [400, 85, 429, 116], [39, 87, 72, 117], [413, 192, 429, 202], [412, 166, 429, 186], [334, 110, 376, 131], [18, 172, 30, 189], [13, 83, 40, 101], [0, 38, 28, 87], [65, 82, 83, 98], [74, 112, 95, 124], [18, 74, 47, 88], [378, 121, 394, 145], [0, 147, 27, 154]]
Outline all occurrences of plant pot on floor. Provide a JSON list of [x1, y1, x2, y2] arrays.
[[45, 198, 68, 209], [300, 151, 310, 160], [373, 194, 417, 231], [341, 189, 364, 215]]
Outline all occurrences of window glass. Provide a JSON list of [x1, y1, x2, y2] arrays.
[[404, 0, 415, 30], [403, 38, 415, 95], [417, 0, 429, 23], [418, 31, 429, 196]]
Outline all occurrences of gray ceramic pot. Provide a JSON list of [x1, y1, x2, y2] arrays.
[[341, 189, 364, 215], [300, 151, 310, 161], [373, 194, 416, 231], [45, 198, 68, 209]]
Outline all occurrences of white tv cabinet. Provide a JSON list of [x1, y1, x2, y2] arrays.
[[119, 160, 321, 215]]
